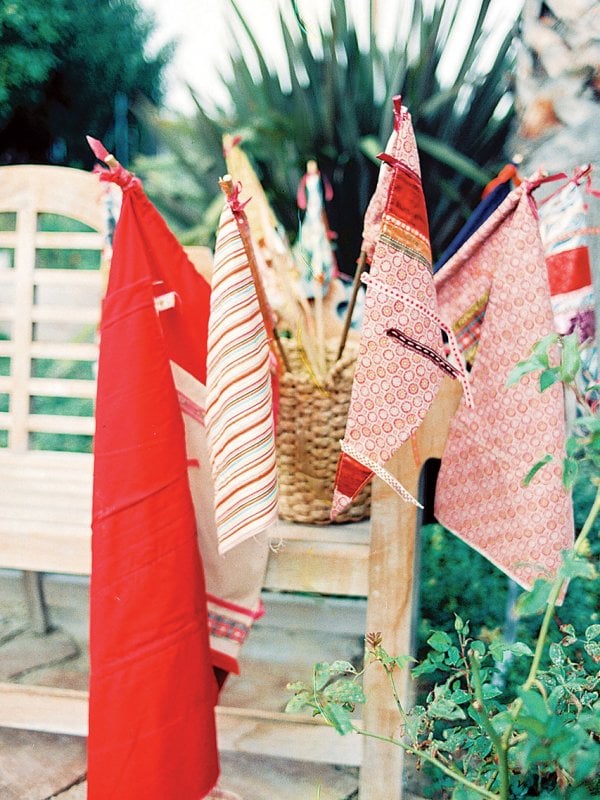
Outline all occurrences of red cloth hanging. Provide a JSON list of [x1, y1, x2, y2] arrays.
[[88, 165, 219, 799]]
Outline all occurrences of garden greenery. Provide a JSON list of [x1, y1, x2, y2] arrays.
[[287, 333, 599, 799]]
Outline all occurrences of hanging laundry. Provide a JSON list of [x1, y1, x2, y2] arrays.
[[222, 134, 324, 378], [434, 175, 574, 591], [434, 180, 513, 273], [331, 97, 471, 519], [87, 141, 219, 800], [538, 165, 597, 342], [206, 178, 279, 554]]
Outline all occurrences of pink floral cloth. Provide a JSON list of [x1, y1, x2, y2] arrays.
[[332, 98, 471, 518], [434, 179, 574, 590]]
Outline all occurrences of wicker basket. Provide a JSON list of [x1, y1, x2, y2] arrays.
[[276, 340, 371, 524]]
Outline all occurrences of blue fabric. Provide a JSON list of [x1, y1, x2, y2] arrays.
[[433, 181, 511, 273]]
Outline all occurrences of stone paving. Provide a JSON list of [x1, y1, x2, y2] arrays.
[[0, 571, 427, 799], [0, 572, 364, 799]]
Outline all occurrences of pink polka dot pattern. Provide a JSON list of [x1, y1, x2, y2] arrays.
[[434, 186, 574, 591], [334, 99, 450, 514]]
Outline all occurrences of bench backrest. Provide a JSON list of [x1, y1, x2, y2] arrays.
[[0, 165, 108, 454]]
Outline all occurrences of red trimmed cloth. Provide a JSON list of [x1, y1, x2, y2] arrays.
[[89, 169, 219, 798], [332, 97, 470, 518], [205, 192, 279, 553], [434, 178, 574, 590]]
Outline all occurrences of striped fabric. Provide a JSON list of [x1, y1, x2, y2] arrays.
[[206, 199, 278, 554]]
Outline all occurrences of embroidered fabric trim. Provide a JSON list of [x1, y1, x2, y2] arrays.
[[452, 291, 490, 364], [363, 273, 475, 408], [208, 611, 251, 645], [340, 440, 423, 508], [386, 327, 460, 378]]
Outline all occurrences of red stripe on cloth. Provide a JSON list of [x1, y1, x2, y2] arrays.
[[546, 246, 592, 296]]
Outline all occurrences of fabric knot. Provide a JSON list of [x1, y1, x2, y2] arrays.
[[227, 181, 252, 215], [96, 163, 141, 192]]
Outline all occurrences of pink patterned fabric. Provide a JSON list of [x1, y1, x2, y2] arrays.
[[332, 99, 471, 518], [434, 181, 574, 590], [361, 99, 422, 264]]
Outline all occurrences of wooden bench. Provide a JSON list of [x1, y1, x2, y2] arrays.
[[0, 163, 462, 799]]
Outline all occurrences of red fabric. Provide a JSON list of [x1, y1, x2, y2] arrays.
[[546, 246, 592, 296], [89, 175, 219, 799], [334, 451, 374, 500], [378, 153, 430, 241]]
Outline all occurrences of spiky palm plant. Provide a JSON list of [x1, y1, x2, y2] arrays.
[[137, 0, 520, 270]]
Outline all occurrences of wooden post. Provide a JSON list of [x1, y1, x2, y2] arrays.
[[359, 377, 462, 799]]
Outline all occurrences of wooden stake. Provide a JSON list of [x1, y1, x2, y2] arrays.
[[219, 175, 290, 374], [336, 250, 367, 362]]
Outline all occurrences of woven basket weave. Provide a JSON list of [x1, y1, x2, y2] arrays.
[[276, 341, 371, 524]]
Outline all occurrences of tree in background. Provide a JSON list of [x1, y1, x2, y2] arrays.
[[0, 0, 173, 167], [138, 0, 519, 269]]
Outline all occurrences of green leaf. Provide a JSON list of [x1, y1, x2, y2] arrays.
[[560, 623, 578, 647], [322, 701, 355, 735], [470, 640, 486, 657], [559, 550, 597, 581], [411, 657, 443, 677], [450, 688, 472, 704], [515, 579, 552, 617], [323, 679, 365, 706], [518, 688, 550, 723], [428, 697, 466, 721], [427, 630, 453, 652], [563, 457, 579, 491], [510, 641, 534, 657], [481, 684, 502, 700], [454, 614, 465, 632], [532, 332, 560, 359], [549, 642, 565, 665], [560, 332, 581, 383], [585, 624, 600, 641], [584, 641, 600, 662], [522, 454, 553, 487], [314, 662, 331, 691], [285, 693, 311, 714], [539, 367, 559, 392], [506, 355, 547, 387], [328, 660, 357, 676]]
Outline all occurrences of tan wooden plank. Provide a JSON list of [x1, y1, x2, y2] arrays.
[[277, 518, 370, 546], [358, 377, 462, 800], [0, 525, 91, 574], [31, 306, 100, 324], [34, 268, 102, 286], [0, 684, 362, 766], [28, 377, 97, 399], [26, 414, 95, 435], [264, 538, 368, 595], [0, 683, 88, 737], [0, 376, 96, 399], [217, 706, 362, 766], [0, 449, 93, 471], [29, 341, 98, 360], [1, 504, 90, 525], [0, 165, 105, 231], [33, 231, 103, 250], [0, 340, 13, 357]]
